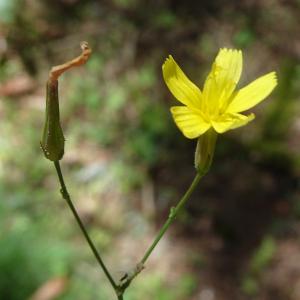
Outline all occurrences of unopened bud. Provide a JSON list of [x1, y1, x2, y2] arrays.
[[40, 80, 65, 161]]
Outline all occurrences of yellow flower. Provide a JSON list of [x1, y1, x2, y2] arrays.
[[163, 48, 277, 139]]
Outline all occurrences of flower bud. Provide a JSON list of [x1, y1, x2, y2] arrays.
[[40, 80, 65, 161]]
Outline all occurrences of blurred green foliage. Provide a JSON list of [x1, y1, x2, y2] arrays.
[[0, 201, 72, 299], [125, 273, 197, 300], [241, 236, 276, 296]]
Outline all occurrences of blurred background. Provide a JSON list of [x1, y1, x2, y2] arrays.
[[1, 0, 300, 299]]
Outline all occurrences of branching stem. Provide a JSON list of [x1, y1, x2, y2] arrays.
[[46, 42, 208, 300]]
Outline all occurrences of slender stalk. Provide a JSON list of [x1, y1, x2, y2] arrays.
[[118, 171, 203, 294], [141, 171, 202, 264], [53, 161, 119, 294]]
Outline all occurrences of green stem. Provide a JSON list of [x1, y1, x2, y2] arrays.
[[53, 161, 119, 296], [140, 172, 203, 264], [117, 171, 204, 294]]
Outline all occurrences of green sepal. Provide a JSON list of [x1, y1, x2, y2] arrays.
[[41, 80, 65, 161], [194, 129, 217, 175]]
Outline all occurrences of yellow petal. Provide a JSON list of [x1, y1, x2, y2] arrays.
[[227, 72, 277, 113], [211, 113, 255, 133], [163, 55, 202, 109], [203, 48, 243, 111], [170, 106, 211, 139]]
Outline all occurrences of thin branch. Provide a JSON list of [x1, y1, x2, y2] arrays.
[[54, 161, 118, 292], [117, 172, 203, 295]]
